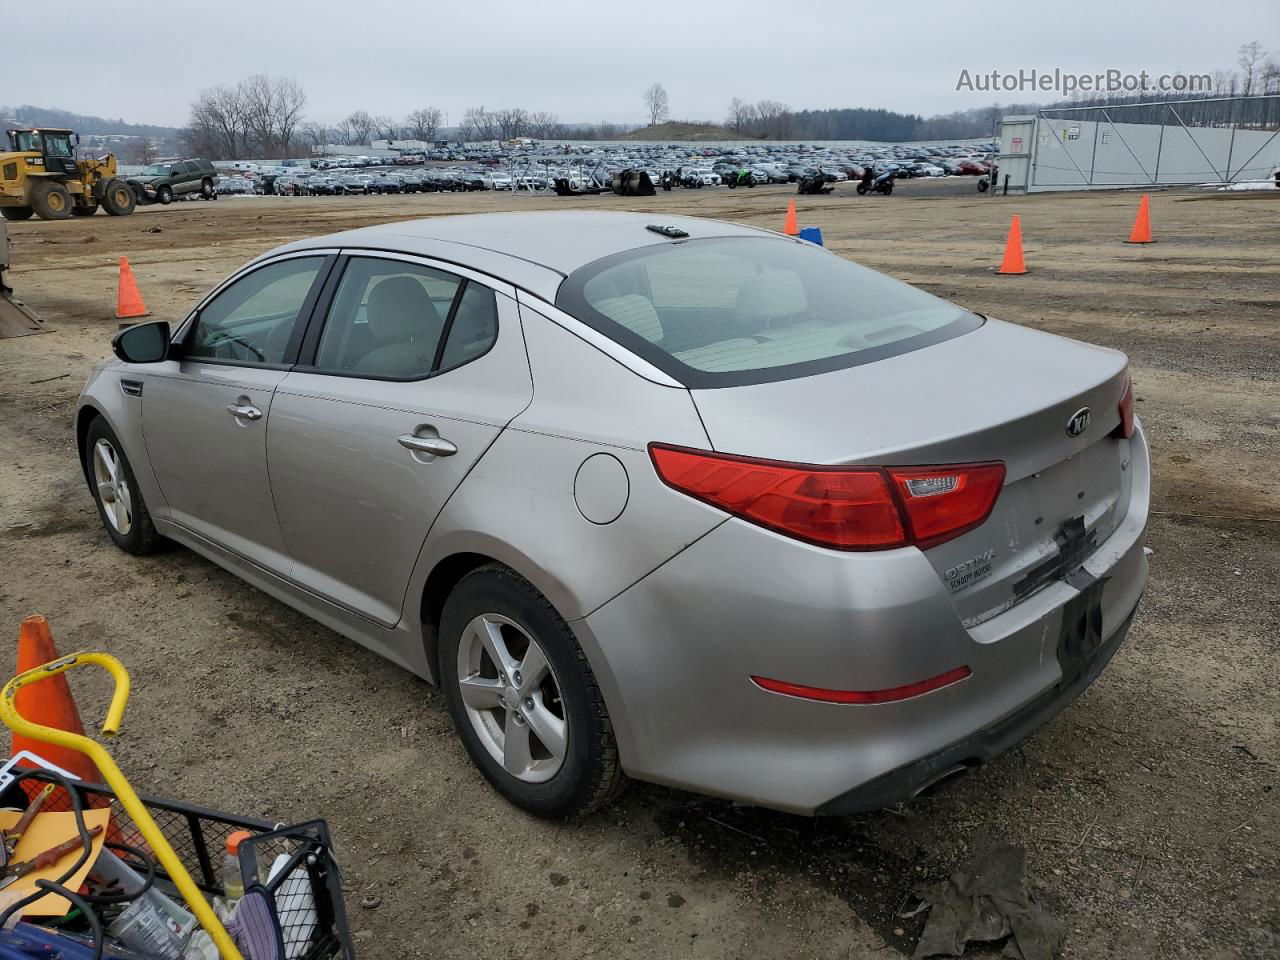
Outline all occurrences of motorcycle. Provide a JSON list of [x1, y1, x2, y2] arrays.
[[856, 169, 895, 195]]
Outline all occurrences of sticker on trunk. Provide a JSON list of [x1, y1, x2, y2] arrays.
[[946, 549, 995, 594]]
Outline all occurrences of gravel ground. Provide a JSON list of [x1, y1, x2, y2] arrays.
[[0, 178, 1275, 959]]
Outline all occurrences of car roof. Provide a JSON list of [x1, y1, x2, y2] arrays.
[[261, 211, 778, 302]]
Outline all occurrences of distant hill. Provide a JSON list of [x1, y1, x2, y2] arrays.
[[0, 104, 181, 139], [624, 121, 759, 141]]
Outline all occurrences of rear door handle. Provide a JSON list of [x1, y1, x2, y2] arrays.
[[226, 403, 263, 421], [398, 434, 457, 457]]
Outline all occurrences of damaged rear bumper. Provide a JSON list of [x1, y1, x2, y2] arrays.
[[816, 604, 1138, 815]]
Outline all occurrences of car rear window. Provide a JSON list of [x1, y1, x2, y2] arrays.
[[556, 237, 981, 387]]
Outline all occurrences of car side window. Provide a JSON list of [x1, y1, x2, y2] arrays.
[[186, 257, 325, 366], [438, 282, 498, 372], [313, 258, 495, 380]]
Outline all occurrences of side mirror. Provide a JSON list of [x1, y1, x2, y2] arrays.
[[112, 321, 170, 364]]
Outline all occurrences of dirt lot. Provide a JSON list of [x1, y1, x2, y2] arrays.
[[0, 179, 1276, 959]]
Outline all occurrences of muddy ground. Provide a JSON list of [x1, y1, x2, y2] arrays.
[[0, 178, 1276, 959]]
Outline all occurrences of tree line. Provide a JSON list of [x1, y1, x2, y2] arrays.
[[177, 40, 1275, 159]]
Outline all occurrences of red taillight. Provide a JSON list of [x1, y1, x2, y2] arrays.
[[888, 462, 1007, 550], [751, 665, 972, 704], [649, 444, 1005, 551], [1114, 373, 1135, 439]]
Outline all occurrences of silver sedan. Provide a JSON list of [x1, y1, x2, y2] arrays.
[[77, 212, 1149, 817]]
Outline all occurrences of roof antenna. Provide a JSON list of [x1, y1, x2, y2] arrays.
[[646, 224, 688, 239]]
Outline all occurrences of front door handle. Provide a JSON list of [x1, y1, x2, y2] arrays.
[[226, 403, 263, 421], [398, 434, 457, 457]]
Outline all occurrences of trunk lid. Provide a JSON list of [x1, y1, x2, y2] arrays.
[[687, 318, 1133, 625]]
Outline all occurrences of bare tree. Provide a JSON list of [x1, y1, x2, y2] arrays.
[[340, 110, 375, 146], [726, 97, 755, 134], [369, 115, 399, 141], [460, 106, 499, 142], [491, 108, 529, 140], [187, 83, 249, 159], [1239, 41, 1267, 95], [406, 107, 442, 141], [271, 76, 307, 156], [643, 84, 669, 127], [186, 75, 306, 159], [527, 112, 563, 139], [298, 121, 330, 151], [752, 100, 792, 139]]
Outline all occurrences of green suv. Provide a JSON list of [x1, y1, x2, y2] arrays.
[[127, 158, 219, 205]]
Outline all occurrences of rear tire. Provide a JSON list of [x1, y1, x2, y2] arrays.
[[101, 180, 136, 216], [30, 181, 73, 220], [440, 565, 626, 819], [200, 179, 215, 199], [0, 207, 34, 221], [84, 417, 163, 556], [71, 204, 99, 217]]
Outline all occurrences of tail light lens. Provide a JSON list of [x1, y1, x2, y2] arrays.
[[649, 444, 1005, 551], [1114, 373, 1135, 439], [888, 462, 1007, 549]]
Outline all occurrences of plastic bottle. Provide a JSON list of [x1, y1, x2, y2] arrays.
[[221, 830, 254, 900]]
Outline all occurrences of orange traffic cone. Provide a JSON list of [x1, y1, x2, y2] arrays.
[[116, 257, 150, 320], [997, 215, 1027, 275], [782, 199, 799, 236], [1125, 193, 1155, 244], [11, 615, 104, 787]]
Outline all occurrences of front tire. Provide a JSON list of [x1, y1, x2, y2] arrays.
[[156, 185, 173, 205], [101, 180, 137, 216], [440, 565, 625, 819], [84, 417, 163, 555]]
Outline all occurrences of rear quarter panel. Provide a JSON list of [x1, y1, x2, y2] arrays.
[[409, 301, 727, 626]]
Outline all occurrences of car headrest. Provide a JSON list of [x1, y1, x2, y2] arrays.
[[366, 276, 442, 343], [593, 294, 663, 344]]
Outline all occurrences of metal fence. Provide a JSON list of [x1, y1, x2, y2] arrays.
[[998, 95, 1280, 193]]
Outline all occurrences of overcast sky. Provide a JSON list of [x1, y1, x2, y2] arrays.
[[7, 2, 1275, 128]]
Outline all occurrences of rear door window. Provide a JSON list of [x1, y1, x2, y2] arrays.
[[557, 237, 981, 387], [310, 257, 497, 380]]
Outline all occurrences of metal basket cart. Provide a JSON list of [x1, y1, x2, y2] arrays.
[[0, 652, 356, 960]]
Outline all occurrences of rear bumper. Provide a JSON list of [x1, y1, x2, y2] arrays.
[[574, 426, 1150, 815], [816, 603, 1137, 814]]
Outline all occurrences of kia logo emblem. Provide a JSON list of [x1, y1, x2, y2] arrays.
[[1066, 407, 1092, 438]]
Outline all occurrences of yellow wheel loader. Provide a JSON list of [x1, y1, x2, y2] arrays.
[[0, 127, 136, 221]]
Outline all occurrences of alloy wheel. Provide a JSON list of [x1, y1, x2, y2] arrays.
[[92, 438, 133, 535], [456, 613, 568, 783]]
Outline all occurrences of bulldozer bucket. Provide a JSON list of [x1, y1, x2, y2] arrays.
[[0, 287, 48, 338], [1, 216, 49, 337]]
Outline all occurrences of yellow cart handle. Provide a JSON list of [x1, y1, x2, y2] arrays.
[[0, 652, 244, 960]]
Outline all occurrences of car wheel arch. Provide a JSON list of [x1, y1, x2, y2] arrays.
[[418, 547, 574, 679], [75, 403, 108, 486]]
